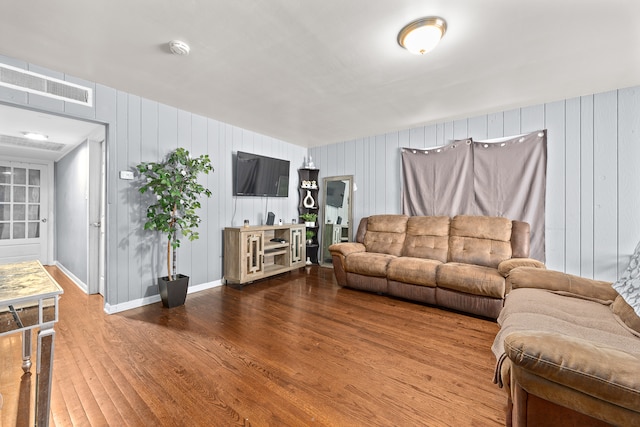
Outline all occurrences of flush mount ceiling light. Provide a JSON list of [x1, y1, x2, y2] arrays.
[[22, 131, 48, 141], [169, 40, 190, 56], [398, 16, 447, 55]]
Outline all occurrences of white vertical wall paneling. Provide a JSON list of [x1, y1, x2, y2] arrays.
[[544, 101, 567, 271], [521, 104, 545, 134], [580, 95, 595, 278], [435, 123, 445, 145], [617, 87, 640, 273], [409, 126, 425, 148], [126, 94, 141, 304], [487, 112, 504, 139], [385, 132, 400, 216], [468, 116, 488, 140], [425, 125, 437, 147], [564, 98, 582, 275], [374, 135, 386, 214], [115, 92, 130, 306], [503, 109, 521, 136], [140, 99, 160, 300], [444, 122, 454, 142], [453, 119, 467, 140], [593, 91, 619, 281], [207, 118, 221, 280], [190, 113, 209, 286]]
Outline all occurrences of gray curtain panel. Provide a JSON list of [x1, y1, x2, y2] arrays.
[[401, 130, 547, 261], [401, 139, 474, 216]]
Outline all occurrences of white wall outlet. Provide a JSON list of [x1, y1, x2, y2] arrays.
[[119, 170, 134, 180]]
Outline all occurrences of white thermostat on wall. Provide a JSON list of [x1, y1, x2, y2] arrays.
[[119, 170, 134, 180]]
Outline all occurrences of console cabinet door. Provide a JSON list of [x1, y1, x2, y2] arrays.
[[290, 227, 304, 266], [242, 231, 264, 281]]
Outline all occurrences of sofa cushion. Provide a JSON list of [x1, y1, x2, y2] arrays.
[[612, 240, 640, 317], [387, 257, 441, 287], [449, 215, 512, 268], [345, 252, 395, 277], [504, 331, 640, 414], [402, 216, 450, 262], [612, 295, 640, 337], [363, 215, 408, 256], [436, 262, 506, 298]]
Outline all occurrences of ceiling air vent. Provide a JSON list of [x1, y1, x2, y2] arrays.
[[0, 63, 93, 107], [0, 134, 66, 152]]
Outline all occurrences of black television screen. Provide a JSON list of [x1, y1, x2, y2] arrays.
[[326, 180, 346, 208], [235, 151, 290, 197]]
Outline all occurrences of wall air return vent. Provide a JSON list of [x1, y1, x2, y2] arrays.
[[0, 63, 93, 107]]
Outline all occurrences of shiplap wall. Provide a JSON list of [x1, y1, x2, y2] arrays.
[[310, 87, 640, 282], [0, 55, 306, 311]]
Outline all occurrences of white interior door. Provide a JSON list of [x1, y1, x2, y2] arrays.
[[88, 139, 105, 295], [0, 161, 50, 264]]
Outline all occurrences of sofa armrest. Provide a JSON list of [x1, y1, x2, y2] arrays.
[[504, 331, 640, 413], [498, 258, 546, 277], [328, 242, 365, 257], [506, 267, 618, 303], [328, 242, 365, 287]]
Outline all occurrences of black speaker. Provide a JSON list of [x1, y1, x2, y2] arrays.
[[337, 216, 342, 225], [266, 212, 275, 225]]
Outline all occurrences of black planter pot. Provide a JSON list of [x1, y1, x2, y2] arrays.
[[158, 274, 189, 308]]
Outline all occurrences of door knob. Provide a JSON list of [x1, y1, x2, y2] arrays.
[[41, 218, 47, 223]]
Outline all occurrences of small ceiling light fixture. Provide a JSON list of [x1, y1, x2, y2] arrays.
[[22, 131, 48, 141], [169, 40, 191, 56], [398, 16, 447, 55]]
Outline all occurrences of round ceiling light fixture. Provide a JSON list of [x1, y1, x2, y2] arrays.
[[398, 17, 447, 55], [169, 40, 191, 56]]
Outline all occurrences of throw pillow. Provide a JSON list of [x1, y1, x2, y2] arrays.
[[612, 240, 640, 316]]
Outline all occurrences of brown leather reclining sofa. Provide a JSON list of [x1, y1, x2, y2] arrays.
[[328, 214, 543, 319]]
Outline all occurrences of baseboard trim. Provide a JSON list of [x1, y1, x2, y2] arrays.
[[54, 261, 88, 293], [103, 279, 223, 314]]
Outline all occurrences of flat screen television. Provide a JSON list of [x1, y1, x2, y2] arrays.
[[326, 180, 346, 208], [234, 151, 290, 197]]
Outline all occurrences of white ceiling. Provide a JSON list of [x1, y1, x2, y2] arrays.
[[1, 1, 639, 148]]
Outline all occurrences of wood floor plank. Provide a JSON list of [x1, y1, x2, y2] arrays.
[[0, 265, 506, 426]]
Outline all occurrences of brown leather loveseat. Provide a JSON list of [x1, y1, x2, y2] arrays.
[[328, 214, 544, 319]]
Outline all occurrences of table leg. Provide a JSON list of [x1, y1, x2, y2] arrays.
[[22, 329, 32, 373], [35, 328, 55, 427]]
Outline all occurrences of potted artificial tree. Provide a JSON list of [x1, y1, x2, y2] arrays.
[[136, 147, 213, 308]]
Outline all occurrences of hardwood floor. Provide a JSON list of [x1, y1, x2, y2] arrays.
[[0, 266, 506, 426]]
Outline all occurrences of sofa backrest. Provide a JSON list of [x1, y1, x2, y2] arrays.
[[363, 215, 409, 256], [448, 215, 512, 268], [510, 220, 531, 258], [402, 216, 450, 262]]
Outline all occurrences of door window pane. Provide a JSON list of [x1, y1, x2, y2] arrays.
[[28, 205, 40, 220], [0, 223, 9, 239], [13, 222, 25, 239], [13, 186, 26, 203], [13, 204, 25, 220], [0, 204, 9, 221], [28, 187, 40, 203], [0, 167, 10, 184], [13, 168, 26, 185], [28, 169, 41, 186], [28, 222, 40, 238], [0, 186, 9, 202]]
